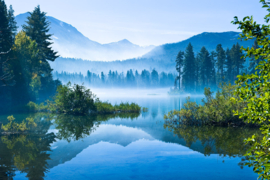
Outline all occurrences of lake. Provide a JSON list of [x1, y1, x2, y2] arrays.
[[0, 89, 258, 180]]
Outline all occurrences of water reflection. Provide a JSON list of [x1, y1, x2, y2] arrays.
[[0, 112, 140, 180], [0, 133, 56, 180], [164, 123, 260, 157], [0, 94, 259, 179], [54, 113, 140, 142]]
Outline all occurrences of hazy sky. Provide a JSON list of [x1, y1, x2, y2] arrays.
[[6, 0, 267, 46]]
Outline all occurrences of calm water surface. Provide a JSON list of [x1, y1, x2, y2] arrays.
[[0, 89, 258, 180]]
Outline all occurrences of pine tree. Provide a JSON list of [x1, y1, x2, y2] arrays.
[[23, 6, 59, 98], [199, 46, 212, 89], [23, 5, 58, 62], [195, 54, 201, 91], [230, 43, 244, 80], [182, 43, 196, 92], [225, 48, 233, 83], [175, 50, 184, 90], [7, 5, 17, 44], [0, 0, 13, 110], [101, 72, 105, 83], [216, 44, 226, 84], [210, 51, 216, 88], [151, 69, 159, 86]]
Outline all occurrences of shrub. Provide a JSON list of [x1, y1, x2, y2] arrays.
[[1, 115, 37, 133], [164, 84, 246, 126], [51, 83, 97, 115]]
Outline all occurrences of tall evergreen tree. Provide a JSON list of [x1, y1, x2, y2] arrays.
[[199, 46, 212, 88], [23, 6, 59, 98], [175, 50, 184, 90], [225, 48, 233, 83], [230, 43, 244, 80], [210, 51, 216, 88], [216, 44, 226, 83], [151, 69, 159, 86], [101, 72, 105, 83], [182, 43, 196, 92], [23, 5, 58, 62], [0, 0, 13, 110], [7, 5, 17, 44]]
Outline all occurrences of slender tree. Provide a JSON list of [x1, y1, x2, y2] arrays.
[[7, 5, 17, 44], [216, 44, 226, 83], [225, 48, 233, 83], [199, 46, 212, 88], [175, 50, 184, 90], [182, 43, 196, 92]]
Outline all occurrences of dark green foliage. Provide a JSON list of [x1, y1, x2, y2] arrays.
[[198, 46, 214, 89], [175, 50, 184, 89], [225, 48, 233, 82], [46, 83, 141, 115], [182, 43, 196, 92], [164, 84, 246, 126], [164, 124, 260, 157], [7, 5, 17, 44], [0, 4, 60, 112], [231, 1, 270, 178], [22, 5, 59, 99], [22, 5, 58, 62], [216, 44, 226, 83], [51, 83, 96, 115], [248, 40, 262, 74]]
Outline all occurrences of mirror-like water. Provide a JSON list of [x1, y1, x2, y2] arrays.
[[0, 89, 258, 180]]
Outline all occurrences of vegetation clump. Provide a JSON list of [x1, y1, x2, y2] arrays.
[[1, 116, 37, 134], [41, 83, 142, 115], [164, 84, 247, 126]]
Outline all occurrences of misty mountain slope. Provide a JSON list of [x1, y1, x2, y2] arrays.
[[15, 13, 155, 61], [50, 32, 254, 75], [143, 31, 253, 61]]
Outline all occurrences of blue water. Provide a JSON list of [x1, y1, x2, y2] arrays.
[[1, 89, 258, 180]]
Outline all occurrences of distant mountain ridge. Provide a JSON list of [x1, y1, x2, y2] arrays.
[[15, 13, 155, 61], [49, 31, 253, 75], [143, 31, 252, 62]]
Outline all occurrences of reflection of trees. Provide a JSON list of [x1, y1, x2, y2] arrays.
[[0, 113, 56, 180], [0, 112, 140, 179], [164, 123, 260, 157], [55, 112, 140, 142], [0, 133, 56, 180]]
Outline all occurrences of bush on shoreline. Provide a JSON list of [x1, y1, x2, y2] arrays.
[[164, 84, 249, 127], [1, 116, 37, 134], [26, 83, 142, 115]]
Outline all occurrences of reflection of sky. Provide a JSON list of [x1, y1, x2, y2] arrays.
[[13, 90, 258, 179], [32, 140, 257, 180]]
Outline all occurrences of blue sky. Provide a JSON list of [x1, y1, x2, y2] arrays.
[[6, 0, 267, 46]]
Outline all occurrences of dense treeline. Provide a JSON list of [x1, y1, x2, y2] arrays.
[[173, 42, 259, 93], [0, 1, 59, 112], [53, 69, 177, 88]]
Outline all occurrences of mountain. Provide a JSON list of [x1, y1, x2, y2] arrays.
[[143, 31, 253, 62], [15, 13, 155, 61], [49, 32, 254, 75]]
